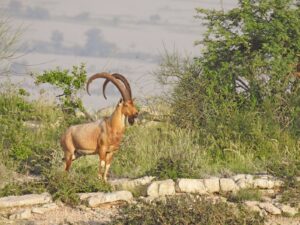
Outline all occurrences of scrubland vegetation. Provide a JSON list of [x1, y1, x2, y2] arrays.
[[1, 0, 300, 223]]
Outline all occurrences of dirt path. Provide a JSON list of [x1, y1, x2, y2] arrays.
[[1, 204, 299, 225], [266, 216, 300, 225], [0, 204, 119, 225]]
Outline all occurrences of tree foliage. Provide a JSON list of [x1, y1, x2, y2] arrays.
[[160, 0, 300, 132], [34, 63, 87, 116]]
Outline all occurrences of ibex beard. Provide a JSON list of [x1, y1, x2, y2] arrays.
[[60, 72, 138, 182]]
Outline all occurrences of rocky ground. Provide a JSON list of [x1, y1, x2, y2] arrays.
[[0, 174, 299, 225], [0, 203, 118, 225]]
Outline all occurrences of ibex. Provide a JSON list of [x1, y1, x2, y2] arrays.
[[60, 72, 138, 181]]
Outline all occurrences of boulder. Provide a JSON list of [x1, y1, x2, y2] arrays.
[[236, 175, 254, 189], [220, 178, 238, 192], [147, 180, 176, 197], [110, 176, 155, 194], [258, 202, 281, 215], [9, 209, 31, 220], [277, 204, 298, 216], [176, 179, 207, 194], [0, 193, 52, 208], [78, 192, 100, 201], [31, 203, 58, 214], [86, 191, 133, 207], [253, 178, 275, 189], [244, 201, 262, 213], [273, 180, 284, 188], [232, 174, 246, 182], [203, 178, 220, 193]]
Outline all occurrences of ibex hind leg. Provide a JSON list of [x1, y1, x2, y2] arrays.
[[64, 151, 74, 171], [61, 134, 76, 171]]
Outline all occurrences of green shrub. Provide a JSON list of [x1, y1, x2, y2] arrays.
[[145, 156, 193, 179], [154, 0, 300, 179], [34, 63, 88, 116], [111, 195, 264, 225], [227, 189, 262, 203], [0, 181, 46, 197], [44, 167, 111, 206]]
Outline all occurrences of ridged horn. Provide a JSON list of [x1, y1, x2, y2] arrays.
[[102, 73, 132, 100], [86, 72, 130, 101]]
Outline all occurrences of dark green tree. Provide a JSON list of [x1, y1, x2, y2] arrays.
[[159, 0, 300, 131]]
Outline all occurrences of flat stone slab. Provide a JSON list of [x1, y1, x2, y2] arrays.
[[277, 204, 298, 216], [176, 179, 207, 194], [258, 202, 281, 215], [147, 179, 175, 197], [86, 191, 133, 208], [9, 209, 32, 220], [0, 193, 52, 208], [31, 203, 58, 215], [109, 176, 155, 192], [78, 192, 100, 201], [204, 177, 220, 193], [220, 178, 238, 192]]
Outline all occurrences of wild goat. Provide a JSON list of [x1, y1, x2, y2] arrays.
[[60, 72, 138, 181]]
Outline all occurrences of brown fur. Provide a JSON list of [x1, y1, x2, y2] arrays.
[[61, 100, 138, 181]]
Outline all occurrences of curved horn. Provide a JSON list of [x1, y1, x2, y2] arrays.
[[86, 72, 130, 101], [102, 73, 132, 100]]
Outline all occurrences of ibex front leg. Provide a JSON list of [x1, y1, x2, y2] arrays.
[[103, 152, 114, 182], [98, 146, 107, 180]]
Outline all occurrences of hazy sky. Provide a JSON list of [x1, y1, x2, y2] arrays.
[[0, 0, 237, 111]]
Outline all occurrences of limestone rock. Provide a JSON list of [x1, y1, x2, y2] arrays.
[[220, 178, 238, 192], [87, 191, 133, 207], [0, 193, 52, 208], [204, 177, 220, 193], [261, 196, 272, 202], [273, 180, 284, 188], [31, 203, 58, 214], [244, 201, 261, 213], [277, 204, 298, 216], [109, 176, 155, 193], [258, 202, 281, 215], [176, 179, 207, 194], [78, 192, 100, 201], [253, 178, 274, 189], [236, 175, 254, 189], [9, 209, 31, 220], [232, 174, 246, 182], [147, 179, 176, 197]]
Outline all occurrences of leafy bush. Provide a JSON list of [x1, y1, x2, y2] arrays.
[[145, 156, 193, 179], [44, 168, 111, 205], [158, 0, 300, 131], [34, 63, 88, 116], [0, 97, 65, 174], [111, 195, 264, 225], [155, 0, 300, 178]]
